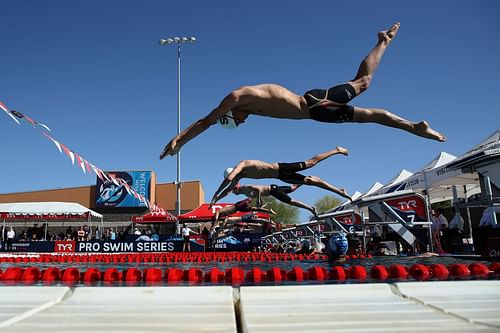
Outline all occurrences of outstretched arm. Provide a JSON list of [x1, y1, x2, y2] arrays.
[[211, 165, 244, 204], [160, 92, 240, 159]]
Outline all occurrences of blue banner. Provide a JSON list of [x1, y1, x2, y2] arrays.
[[95, 171, 152, 208], [212, 233, 264, 251]]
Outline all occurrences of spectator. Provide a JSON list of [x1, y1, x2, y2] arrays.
[[182, 223, 194, 252], [431, 208, 447, 253], [19, 230, 28, 241], [6, 226, 15, 251], [133, 227, 142, 236], [109, 228, 116, 241], [479, 206, 500, 228], [370, 224, 382, 243], [77, 226, 86, 241]]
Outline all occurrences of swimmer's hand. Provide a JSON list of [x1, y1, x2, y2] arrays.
[[160, 138, 180, 159]]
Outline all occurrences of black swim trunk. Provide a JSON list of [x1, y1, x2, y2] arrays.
[[304, 83, 356, 123], [270, 184, 293, 203], [234, 198, 253, 212], [277, 162, 307, 184]]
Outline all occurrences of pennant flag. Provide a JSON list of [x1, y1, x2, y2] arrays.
[[90, 163, 104, 181], [3, 99, 162, 211], [0, 101, 21, 125], [9, 109, 51, 132], [60, 144, 75, 165], [42, 132, 62, 153], [84, 160, 93, 174], [73, 153, 86, 174]]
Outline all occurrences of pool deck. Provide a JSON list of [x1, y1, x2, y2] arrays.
[[0, 281, 499, 332]]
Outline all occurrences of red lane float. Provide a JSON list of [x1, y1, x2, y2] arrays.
[[370, 265, 389, 281], [0, 261, 498, 284], [429, 264, 449, 280], [409, 264, 430, 281]]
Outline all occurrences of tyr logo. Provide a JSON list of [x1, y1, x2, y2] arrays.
[[55, 241, 75, 253], [397, 200, 417, 210]]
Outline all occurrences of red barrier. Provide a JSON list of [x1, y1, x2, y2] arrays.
[[124, 268, 142, 282], [165, 268, 183, 283], [468, 263, 490, 278], [308, 266, 328, 281], [246, 267, 266, 283], [409, 264, 430, 281], [21, 267, 40, 283], [144, 268, 163, 283], [42, 267, 61, 282], [267, 267, 287, 282], [429, 264, 449, 280], [61, 267, 80, 283], [83, 268, 101, 283], [348, 266, 367, 281], [204, 268, 225, 283], [184, 268, 203, 283], [370, 265, 389, 281], [388, 264, 408, 279], [449, 264, 471, 279], [2, 267, 24, 281], [225, 267, 245, 284], [330, 266, 346, 281], [287, 266, 307, 282], [102, 268, 122, 282]]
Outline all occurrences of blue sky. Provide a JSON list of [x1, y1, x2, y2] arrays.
[[1, 0, 499, 221]]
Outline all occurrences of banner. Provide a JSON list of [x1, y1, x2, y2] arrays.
[[95, 171, 152, 208], [212, 233, 264, 251], [1, 239, 205, 253]]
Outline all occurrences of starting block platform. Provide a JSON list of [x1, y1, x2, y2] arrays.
[[0, 281, 499, 332]]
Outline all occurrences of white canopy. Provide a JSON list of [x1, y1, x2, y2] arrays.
[[374, 169, 414, 195], [0, 202, 103, 218], [367, 151, 480, 203]]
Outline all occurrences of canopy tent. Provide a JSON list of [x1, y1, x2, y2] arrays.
[[375, 169, 414, 195], [177, 203, 270, 222], [0, 202, 103, 241], [131, 210, 177, 223], [0, 202, 103, 219], [446, 128, 500, 188], [366, 150, 481, 203]]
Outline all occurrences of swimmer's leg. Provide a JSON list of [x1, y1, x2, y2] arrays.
[[352, 106, 446, 142], [303, 176, 352, 201], [349, 22, 400, 95], [303, 146, 349, 169]]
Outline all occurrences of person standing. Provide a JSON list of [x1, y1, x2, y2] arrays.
[[6, 226, 15, 251], [182, 223, 193, 252]]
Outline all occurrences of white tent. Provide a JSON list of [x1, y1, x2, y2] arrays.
[[361, 181, 384, 198], [0, 202, 103, 241], [373, 169, 414, 195], [446, 128, 500, 188], [365, 152, 481, 203], [0, 202, 103, 218]]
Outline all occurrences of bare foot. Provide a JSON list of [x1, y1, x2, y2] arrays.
[[414, 121, 447, 142], [338, 189, 352, 201], [378, 22, 400, 44], [336, 146, 349, 156], [311, 206, 318, 218]]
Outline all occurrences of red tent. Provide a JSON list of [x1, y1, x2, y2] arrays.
[[131, 210, 177, 224], [177, 203, 269, 222]]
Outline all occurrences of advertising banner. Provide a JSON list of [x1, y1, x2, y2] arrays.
[[212, 233, 264, 251], [76, 239, 204, 253], [1, 239, 204, 253], [95, 171, 152, 208]]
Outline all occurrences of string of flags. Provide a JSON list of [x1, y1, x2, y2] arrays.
[[1, 100, 165, 213]]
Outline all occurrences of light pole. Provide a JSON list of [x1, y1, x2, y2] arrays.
[[159, 36, 196, 235]]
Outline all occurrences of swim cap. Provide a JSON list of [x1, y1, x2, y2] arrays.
[[218, 110, 238, 129], [224, 167, 234, 178], [326, 232, 348, 259]]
